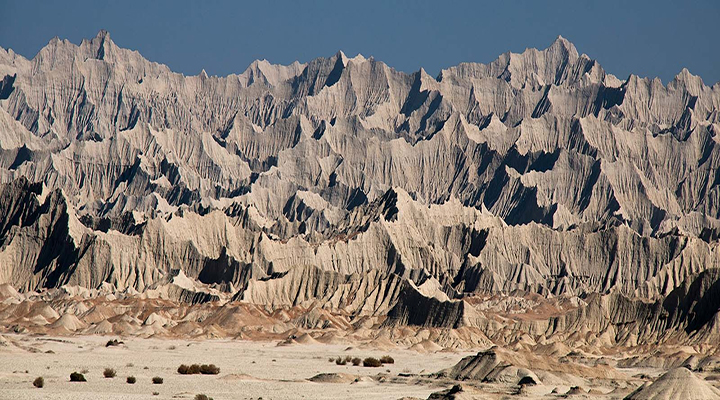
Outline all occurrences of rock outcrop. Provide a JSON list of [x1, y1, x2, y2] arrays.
[[624, 367, 720, 400], [1, 31, 720, 346]]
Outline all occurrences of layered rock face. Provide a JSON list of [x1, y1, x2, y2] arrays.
[[1, 31, 720, 344]]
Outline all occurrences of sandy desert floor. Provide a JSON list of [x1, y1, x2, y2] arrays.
[[0, 335, 472, 400], [4, 334, 720, 399]]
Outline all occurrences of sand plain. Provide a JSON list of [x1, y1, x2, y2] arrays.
[[0, 334, 471, 400], [3, 334, 720, 399]]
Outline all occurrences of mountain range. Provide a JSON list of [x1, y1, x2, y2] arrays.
[[1, 30, 720, 346]]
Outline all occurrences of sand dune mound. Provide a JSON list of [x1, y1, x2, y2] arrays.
[[220, 373, 267, 382], [29, 314, 49, 326], [136, 321, 169, 336], [308, 372, 357, 383], [171, 321, 203, 336], [295, 333, 319, 344], [624, 367, 720, 400], [314, 332, 347, 345], [111, 313, 142, 325], [81, 304, 119, 324], [277, 331, 320, 346], [143, 312, 170, 326], [532, 341, 571, 357], [49, 313, 87, 332], [85, 319, 114, 334], [34, 304, 60, 321], [408, 339, 443, 353], [440, 347, 540, 386], [360, 336, 397, 351], [66, 301, 91, 315]]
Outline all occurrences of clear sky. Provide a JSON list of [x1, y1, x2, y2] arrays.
[[1, 0, 719, 85]]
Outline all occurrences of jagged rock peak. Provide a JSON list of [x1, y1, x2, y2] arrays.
[[0, 31, 720, 350], [547, 34, 578, 56]]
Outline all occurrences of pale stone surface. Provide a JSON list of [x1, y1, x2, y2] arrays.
[[625, 367, 720, 400], [1, 32, 720, 365]]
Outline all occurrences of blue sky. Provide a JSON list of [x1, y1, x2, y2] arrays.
[[1, 0, 719, 85]]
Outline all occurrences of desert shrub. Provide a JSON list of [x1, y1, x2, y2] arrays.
[[126, 376, 136, 384], [70, 372, 86, 382], [103, 368, 116, 378], [33, 376, 44, 388], [328, 357, 334, 363], [351, 357, 361, 366], [195, 395, 214, 400], [344, 356, 352, 363], [379, 355, 395, 364], [178, 364, 219, 375], [335, 356, 347, 365], [105, 339, 123, 347], [152, 392, 159, 396], [199, 364, 220, 375], [363, 357, 382, 367], [152, 376, 163, 384]]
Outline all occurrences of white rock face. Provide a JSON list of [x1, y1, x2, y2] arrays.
[[1, 31, 720, 338], [625, 367, 720, 400]]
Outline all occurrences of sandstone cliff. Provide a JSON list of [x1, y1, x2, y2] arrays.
[[1, 31, 720, 344]]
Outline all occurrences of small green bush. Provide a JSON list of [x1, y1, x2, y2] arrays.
[[152, 376, 163, 384], [195, 395, 214, 400], [178, 364, 190, 374], [351, 357, 361, 366], [33, 376, 44, 388], [70, 372, 86, 382], [363, 357, 382, 367], [103, 368, 116, 378], [126, 376, 136, 384], [335, 356, 346, 365], [379, 355, 395, 364]]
